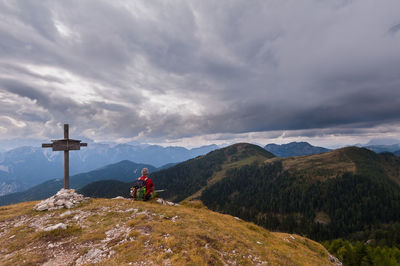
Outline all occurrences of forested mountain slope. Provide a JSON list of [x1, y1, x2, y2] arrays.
[[79, 143, 275, 201], [201, 147, 400, 242], [151, 143, 275, 202]]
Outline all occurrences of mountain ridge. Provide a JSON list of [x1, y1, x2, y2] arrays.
[[151, 143, 275, 202], [79, 143, 275, 201], [264, 141, 330, 157]]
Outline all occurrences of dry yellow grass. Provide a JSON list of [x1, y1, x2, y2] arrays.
[[0, 198, 337, 265], [273, 148, 357, 181]]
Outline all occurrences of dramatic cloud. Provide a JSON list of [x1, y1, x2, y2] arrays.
[[0, 0, 400, 146]]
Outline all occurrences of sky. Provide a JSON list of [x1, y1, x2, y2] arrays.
[[0, 0, 400, 149]]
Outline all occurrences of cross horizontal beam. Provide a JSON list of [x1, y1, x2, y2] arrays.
[[42, 143, 53, 148], [42, 139, 87, 151]]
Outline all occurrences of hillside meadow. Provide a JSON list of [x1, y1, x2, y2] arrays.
[[0, 198, 338, 265]]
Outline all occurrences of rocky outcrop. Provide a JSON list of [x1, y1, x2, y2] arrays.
[[329, 254, 343, 265], [156, 198, 179, 206], [34, 189, 89, 211]]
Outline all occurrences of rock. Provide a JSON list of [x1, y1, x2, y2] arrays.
[[76, 248, 105, 265], [36, 204, 48, 211], [34, 189, 89, 211], [64, 201, 74, 209], [86, 248, 102, 259], [108, 250, 115, 258], [156, 198, 179, 206], [156, 198, 165, 204], [329, 254, 343, 266], [55, 199, 65, 206], [60, 210, 72, 217], [112, 196, 125, 199], [44, 223, 67, 231], [171, 215, 179, 222]]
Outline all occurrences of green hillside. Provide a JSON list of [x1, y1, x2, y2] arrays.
[[79, 143, 274, 201], [151, 143, 275, 202], [201, 147, 400, 242]]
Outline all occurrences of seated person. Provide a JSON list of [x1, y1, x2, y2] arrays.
[[131, 168, 154, 201]]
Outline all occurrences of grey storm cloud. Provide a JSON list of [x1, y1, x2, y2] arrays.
[[0, 0, 400, 143]]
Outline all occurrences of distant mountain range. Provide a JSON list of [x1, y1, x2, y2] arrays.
[[264, 141, 330, 157], [2, 139, 400, 197], [362, 144, 400, 153], [0, 160, 156, 206], [0, 143, 218, 196], [264, 141, 400, 158]]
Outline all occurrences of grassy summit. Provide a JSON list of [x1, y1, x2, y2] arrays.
[[0, 198, 337, 265]]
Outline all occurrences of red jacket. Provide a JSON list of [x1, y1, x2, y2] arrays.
[[139, 176, 154, 196]]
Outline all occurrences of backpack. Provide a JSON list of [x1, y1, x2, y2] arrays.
[[131, 178, 148, 201]]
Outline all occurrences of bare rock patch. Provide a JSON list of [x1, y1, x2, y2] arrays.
[[34, 189, 89, 211]]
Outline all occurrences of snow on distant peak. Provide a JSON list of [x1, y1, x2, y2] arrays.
[[42, 149, 60, 162], [0, 165, 9, 173]]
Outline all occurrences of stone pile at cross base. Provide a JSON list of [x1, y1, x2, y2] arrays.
[[34, 189, 89, 211]]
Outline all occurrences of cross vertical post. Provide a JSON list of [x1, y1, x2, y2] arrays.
[[42, 124, 88, 189], [64, 124, 70, 189]]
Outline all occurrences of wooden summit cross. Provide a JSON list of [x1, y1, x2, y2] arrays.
[[42, 124, 87, 189]]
